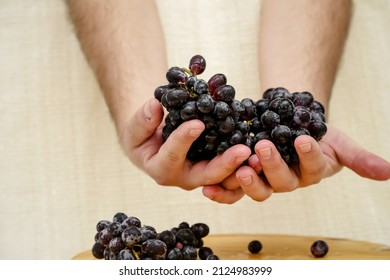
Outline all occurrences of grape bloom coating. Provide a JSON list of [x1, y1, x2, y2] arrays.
[[154, 55, 327, 166]]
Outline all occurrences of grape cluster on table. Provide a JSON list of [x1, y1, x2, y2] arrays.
[[92, 212, 219, 260], [154, 55, 327, 166]]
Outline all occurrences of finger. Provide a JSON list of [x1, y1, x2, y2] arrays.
[[127, 98, 164, 148], [202, 185, 245, 204], [254, 140, 299, 192], [247, 154, 263, 174], [187, 144, 252, 187], [294, 135, 327, 186], [327, 128, 390, 180], [148, 119, 205, 185], [236, 166, 273, 201]]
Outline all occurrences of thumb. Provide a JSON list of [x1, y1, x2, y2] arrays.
[[328, 127, 390, 181], [127, 98, 164, 149]]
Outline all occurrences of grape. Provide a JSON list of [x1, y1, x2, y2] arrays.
[[108, 222, 125, 237], [109, 237, 125, 254], [139, 225, 157, 243], [141, 239, 167, 260], [208, 73, 227, 96], [155, 54, 327, 168], [248, 240, 262, 254], [196, 94, 215, 113], [118, 249, 136, 260], [206, 254, 220, 260], [92, 242, 106, 259], [189, 54, 206, 75], [157, 230, 176, 249], [198, 246, 213, 260], [122, 216, 141, 228], [166, 66, 188, 84], [166, 248, 183, 260], [310, 240, 329, 258], [121, 226, 142, 247], [175, 228, 197, 246], [190, 223, 210, 239], [98, 228, 113, 246], [96, 220, 111, 232], [213, 85, 236, 103], [182, 246, 197, 260]]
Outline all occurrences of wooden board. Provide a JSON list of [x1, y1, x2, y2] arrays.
[[72, 234, 390, 260]]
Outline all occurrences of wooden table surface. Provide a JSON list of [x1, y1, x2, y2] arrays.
[[72, 234, 390, 260]]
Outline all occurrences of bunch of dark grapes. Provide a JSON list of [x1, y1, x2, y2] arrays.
[[92, 212, 219, 260], [155, 55, 327, 166]]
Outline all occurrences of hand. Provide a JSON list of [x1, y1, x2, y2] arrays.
[[121, 98, 252, 190], [202, 125, 390, 203]]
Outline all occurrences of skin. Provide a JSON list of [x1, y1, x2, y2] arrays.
[[67, 0, 390, 204]]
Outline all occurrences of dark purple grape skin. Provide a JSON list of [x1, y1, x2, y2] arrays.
[[113, 212, 128, 224], [213, 101, 231, 119], [190, 223, 210, 239], [92, 242, 106, 259], [189, 54, 206, 75], [98, 228, 113, 246], [166, 66, 188, 84], [217, 116, 235, 135], [293, 91, 314, 107], [122, 216, 141, 228], [96, 220, 111, 232], [180, 101, 199, 121], [208, 73, 227, 96], [261, 110, 280, 129], [206, 254, 220, 260], [121, 226, 142, 247], [271, 125, 292, 145], [198, 246, 213, 260], [292, 106, 311, 128], [165, 88, 190, 108], [109, 237, 125, 255], [166, 248, 183, 260], [142, 239, 168, 260], [182, 246, 197, 260], [308, 121, 327, 141], [248, 240, 262, 254], [157, 230, 176, 249], [193, 79, 209, 95], [154, 85, 170, 102], [213, 85, 236, 103], [276, 98, 294, 122], [118, 249, 136, 260], [255, 99, 269, 116], [196, 94, 215, 113], [310, 240, 329, 258]]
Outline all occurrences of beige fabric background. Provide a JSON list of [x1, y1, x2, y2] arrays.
[[0, 0, 389, 259]]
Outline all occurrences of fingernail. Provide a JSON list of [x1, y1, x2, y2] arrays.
[[143, 100, 152, 120], [259, 147, 272, 160], [240, 175, 253, 186], [298, 142, 312, 153], [235, 156, 248, 165], [189, 128, 203, 137]]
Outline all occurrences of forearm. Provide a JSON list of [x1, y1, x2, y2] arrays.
[[67, 0, 167, 137], [259, 0, 352, 109]]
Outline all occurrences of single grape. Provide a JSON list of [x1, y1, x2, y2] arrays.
[[109, 237, 125, 255], [271, 87, 291, 100], [108, 222, 125, 237], [216, 140, 230, 154], [165, 88, 190, 108], [121, 216, 141, 228], [166, 66, 188, 84], [180, 101, 199, 121], [141, 239, 167, 260], [261, 110, 280, 130], [310, 100, 325, 114], [98, 228, 113, 246], [292, 106, 311, 128], [189, 54, 206, 75], [236, 121, 250, 134], [276, 98, 294, 122], [96, 220, 111, 232], [293, 91, 314, 107], [208, 73, 227, 96], [190, 223, 210, 239], [157, 230, 176, 249], [229, 130, 245, 145], [230, 99, 246, 120], [139, 225, 157, 243], [193, 79, 209, 95], [175, 228, 197, 246], [213, 85, 236, 103], [113, 212, 128, 224], [166, 248, 183, 260], [92, 242, 106, 259], [182, 246, 197, 260], [241, 98, 256, 120], [255, 98, 269, 116], [217, 116, 235, 135], [121, 226, 142, 247], [310, 240, 329, 258], [118, 249, 136, 260], [198, 247, 213, 260], [307, 121, 327, 141], [262, 88, 274, 100], [213, 101, 231, 119], [186, 75, 197, 90], [271, 125, 292, 145], [196, 94, 215, 113], [154, 85, 170, 102], [248, 240, 262, 254]]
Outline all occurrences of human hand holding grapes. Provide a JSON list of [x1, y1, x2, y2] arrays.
[[121, 97, 251, 190], [202, 125, 390, 204]]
